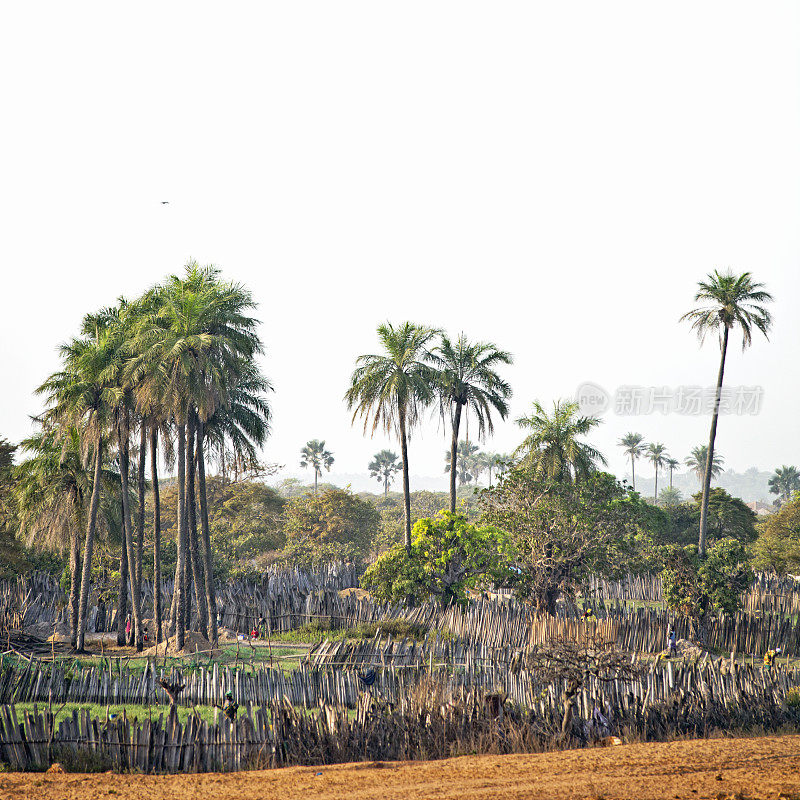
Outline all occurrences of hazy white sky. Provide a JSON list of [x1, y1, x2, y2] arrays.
[[1, 2, 798, 492]]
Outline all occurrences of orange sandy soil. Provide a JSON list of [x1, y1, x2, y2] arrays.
[[2, 734, 799, 800]]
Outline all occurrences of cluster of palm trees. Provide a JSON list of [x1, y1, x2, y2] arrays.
[[21, 263, 271, 652], [346, 326, 512, 550], [618, 435, 724, 501], [443, 441, 509, 488]]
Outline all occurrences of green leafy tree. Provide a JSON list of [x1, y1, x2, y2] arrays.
[[345, 322, 439, 552], [662, 538, 753, 641], [685, 445, 724, 487], [300, 439, 334, 495], [680, 270, 773, 557], [618, 433, 645, 491], [429, 333, 512, 513], [700, 487, 758, 545], [514, 400, 606, 483], [481, 470, 654, 613], [752, 494, 800, 575], [283, 487, 379, 568], [368, 450, 401, 497], [769, 465, 800, 505], [0, 438, 26, 580], [645, 442, 668, 503], [361, 512, 511, 605]]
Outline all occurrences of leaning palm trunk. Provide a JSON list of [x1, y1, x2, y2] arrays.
[[448, 402, 462, 514], [186, 415, 208, 638], [398, 407, 412, 553], [699, 325, 729, 558], [196, 422, 218, 645], [76, 438, 103, 652], [150, 428, 163, 643], [120, 427, 144, 651], [172, 422, 187, 650]]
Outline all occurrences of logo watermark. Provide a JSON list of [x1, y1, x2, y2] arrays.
[[575, 383, 763, 417]]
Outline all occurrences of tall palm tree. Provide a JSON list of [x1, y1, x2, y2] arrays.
[[769, 465, 800, 504], [665, 456, 680, 490], [684, 445, 725, 487], [346, 322, 439, 552], [645, 443, 667, 503], [37, 326, 120, 652], [681, 270, 773, 557], [444, 439, 480, 486], [429, 334, 512, 512], [514, 399, 606, 482], [368, 450, 401, 497], [300, 440, 334, 495], [618, 433, 645, 491]]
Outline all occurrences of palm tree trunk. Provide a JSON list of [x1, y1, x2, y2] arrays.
[[186, 414, 208, 638], [76, 437, 103, 652], [120, 425, 144, 651], [314, 469, 318, 496], [398, 407, 412, 554], [116, 517, 129, 646], [384, 474, 388, 497], [173, 422, 187, 650], [196, 422, 218, 646], [654, 466, 658, 504], [136, 425, 146, 590], [68, 499, 82, 650], [631, 454, 636, 491], [448, 402, 462, 513], [150, 427, 163, 644], [699, 325, 729, 558]]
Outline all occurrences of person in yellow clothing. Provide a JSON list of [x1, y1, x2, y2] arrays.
[[763, 647, 781, 669]]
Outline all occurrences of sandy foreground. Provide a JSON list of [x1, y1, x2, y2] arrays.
[[1, 734, 799, 800]]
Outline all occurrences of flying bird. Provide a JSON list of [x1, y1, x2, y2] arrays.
[[161, 201, 169, 205]]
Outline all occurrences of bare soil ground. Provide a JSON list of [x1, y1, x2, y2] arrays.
[[2, 734, 799, 800]]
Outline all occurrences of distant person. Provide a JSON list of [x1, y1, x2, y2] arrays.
[[223, 690, 239, 721], [667, 627, 677, 657], [764, 647, 781, 669]]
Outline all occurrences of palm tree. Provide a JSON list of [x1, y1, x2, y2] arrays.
[[444, 439, 480, 486], [659, 486, 683, 508], [15, 425, 89, 648], [300, 440, 334, 495], [514, 399, 606, 482], [429, 333, 512, 512], [37, 326, 120, 652], [685, 445, 725, 487], [346, 322, 439, 552], [645, 443, 667, 503], [618, 433, 645, 491], [769, 465, 800, 504], [665, 457, 680, 490], [368, 450, 401, 496], [681, 270, 773, 557]]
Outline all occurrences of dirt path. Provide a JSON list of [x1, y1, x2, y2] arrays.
[[2, 734, 799, 800]]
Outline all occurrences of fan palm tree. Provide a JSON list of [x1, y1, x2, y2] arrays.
[[369, 450, 401, 496], [300, 440, 334, 495], [618, 433, 645, 491], [685, 445, 725, 487], [15, 425, 89, 648], [665, 456, 680, 490], [681, 270, 773, 557], [429, 333, 512, 512], [645, 443, 668, 503], [769, 465, 800, 504], [346, 322, 439, 552], [514, 399, 606, 482]]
